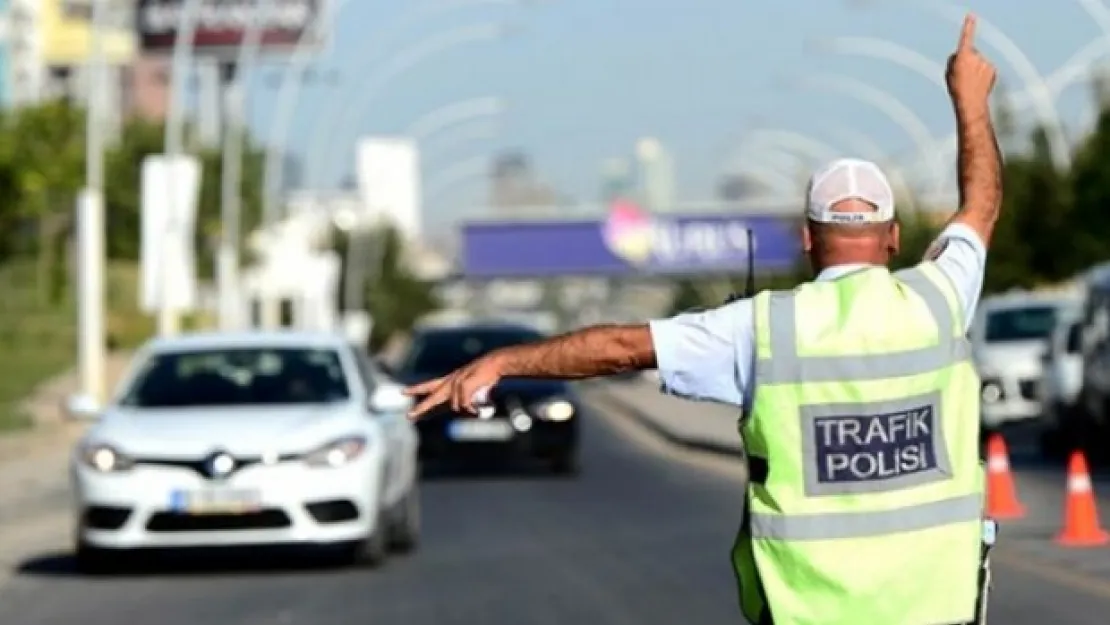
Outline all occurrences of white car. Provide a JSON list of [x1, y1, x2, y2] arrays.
[[66, 331, 421, 573], [1036, 311, 1084, 456], [972, 293, 1080, 430]]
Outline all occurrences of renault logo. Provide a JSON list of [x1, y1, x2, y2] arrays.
[[204, 451, 236, 479]]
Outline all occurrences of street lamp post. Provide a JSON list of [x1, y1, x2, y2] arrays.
[[156, 0, 203, 337], [76, 0, 109, 405], [216, 0, 268, 331]]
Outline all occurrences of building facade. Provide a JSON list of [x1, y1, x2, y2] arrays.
[[489, 150, 557, 215], [634, 137, 675, 213], [1, 0, 165, 123]]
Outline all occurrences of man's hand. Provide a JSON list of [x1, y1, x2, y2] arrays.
[[403, 354, 505, 420], [943, 13, 1003, 247], [945, 14, 997, 113]]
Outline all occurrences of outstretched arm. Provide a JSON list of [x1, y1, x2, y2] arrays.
[[404, 301, 751, 418], [492, 324, 656, 379], [944, 15, 1003, 246], [404, 323, 656, 417]]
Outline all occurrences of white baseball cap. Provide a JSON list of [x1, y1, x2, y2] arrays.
[[805, 158, 895, 224]]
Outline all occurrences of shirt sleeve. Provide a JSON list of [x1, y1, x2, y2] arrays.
[[924, 223, 987, 334], [647, 299, 755, 408]]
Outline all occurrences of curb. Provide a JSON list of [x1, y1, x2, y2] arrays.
[[591, 384, 745, 460]]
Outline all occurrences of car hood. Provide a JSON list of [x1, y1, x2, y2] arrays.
[[974, 341, 1046, 378], [397, 373, 569, 399], [397, 373, 573, 415], [87, 404, 361, 458], [488, 379, 572, 401]]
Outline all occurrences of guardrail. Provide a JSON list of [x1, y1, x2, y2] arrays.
[[594, 378, 743, 456]]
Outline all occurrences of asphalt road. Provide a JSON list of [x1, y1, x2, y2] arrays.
[[1, 387, 1109, 624]]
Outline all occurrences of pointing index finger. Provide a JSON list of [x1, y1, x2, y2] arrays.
[[958, 14, 976, 50], [403, 377, 445, 396]]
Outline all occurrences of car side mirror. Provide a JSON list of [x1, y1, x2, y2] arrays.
[[368, 385, 412, 414], [64, 393, 101, 421]]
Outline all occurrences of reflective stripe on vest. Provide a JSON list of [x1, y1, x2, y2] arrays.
[[757, 267, 971, 385], [749, 493, 982, 541], [748, 266, 979, 541]]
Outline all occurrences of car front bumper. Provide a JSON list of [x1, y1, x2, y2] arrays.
[[417, 414, 577, 462], [980, 375, 1043, 429], [72, 455, 383, 550], [981, 399, 1041, 429]]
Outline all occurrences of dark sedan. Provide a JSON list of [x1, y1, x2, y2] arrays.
[[393, 322, 581, 474]]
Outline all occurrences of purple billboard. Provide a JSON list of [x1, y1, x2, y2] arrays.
[[462, 202, 802, 277]]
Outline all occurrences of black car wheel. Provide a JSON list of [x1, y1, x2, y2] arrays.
[[341, 506, 389, 568], [550, 451, 579, 476], [389, 477, 421, 553], [1038, 426, 1068, 460], [75, 542, 118, 575]]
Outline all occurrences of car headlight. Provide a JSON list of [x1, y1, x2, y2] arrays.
[[981, 381, 1003, 403], [79, 443, 134, 473], [532, 399, 575, 421], [303, 435, 368, 468]]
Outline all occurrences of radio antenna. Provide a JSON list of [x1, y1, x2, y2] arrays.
[[744, 227, 756, 298], [724, 227, 756, 304]]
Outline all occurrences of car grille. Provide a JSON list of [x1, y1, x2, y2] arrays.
[[146, 509, 291, 532], [305, 500, 360, 524], [1019, 379, 1039, 401], [83, 505, 131, 530]]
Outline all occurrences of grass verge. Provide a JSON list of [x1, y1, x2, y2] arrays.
[[0, 259, 153, 436]]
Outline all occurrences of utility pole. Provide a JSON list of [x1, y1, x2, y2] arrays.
[[159, 0, 203, 337], [217, 61, 242, 329], [77, 0, 108, 405]]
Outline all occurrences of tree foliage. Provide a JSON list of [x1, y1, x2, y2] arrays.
[[0, 100, 271, 428], [333, 225, 441, 351]]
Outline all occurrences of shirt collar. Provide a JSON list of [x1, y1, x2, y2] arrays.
[[814, 263, 877, 282]]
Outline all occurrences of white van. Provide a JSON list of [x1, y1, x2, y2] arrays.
[[971, 292, 1081, 430], [1035, 309, 1084, 455]]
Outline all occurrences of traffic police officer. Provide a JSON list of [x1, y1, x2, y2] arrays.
[[405, 14, 1000, 625]]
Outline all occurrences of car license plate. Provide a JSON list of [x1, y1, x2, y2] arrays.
[[448, 419, 513, 441], [169, 488, 262, 514]]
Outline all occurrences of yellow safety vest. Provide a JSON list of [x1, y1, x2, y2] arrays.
[[733, 263, 982, 625]]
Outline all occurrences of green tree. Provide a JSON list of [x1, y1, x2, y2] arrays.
[[103, 121, 266, 280], [103, 118, 162, 260], [1066, 106, 1110, 274], [333, 225, 441, 351], [0, 102, 86, 303]]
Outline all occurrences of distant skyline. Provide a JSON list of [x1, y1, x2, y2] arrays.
[[242, 0, 1107, 225]]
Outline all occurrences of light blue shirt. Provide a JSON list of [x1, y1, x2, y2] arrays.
[[648, 223, 987, 411]]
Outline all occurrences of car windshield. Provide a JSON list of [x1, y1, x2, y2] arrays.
[[118, 347, 350, 408], [985, 306, 1059, 343], [400, 328, 543, 377]]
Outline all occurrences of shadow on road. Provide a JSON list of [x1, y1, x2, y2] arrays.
[[16, 546, 353, 579], [419, 458, 579, 482]]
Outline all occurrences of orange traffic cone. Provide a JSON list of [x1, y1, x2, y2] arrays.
[[1055, 451, 1109, 547], [985, 434, 1025, 519]]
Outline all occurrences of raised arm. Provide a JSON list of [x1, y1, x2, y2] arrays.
[[944, 14, 1003, 246]]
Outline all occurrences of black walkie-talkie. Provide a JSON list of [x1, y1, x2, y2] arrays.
[[725, 228, 756, 303]]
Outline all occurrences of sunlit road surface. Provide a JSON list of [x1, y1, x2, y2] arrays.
[[0, 386, 1109, 624]]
